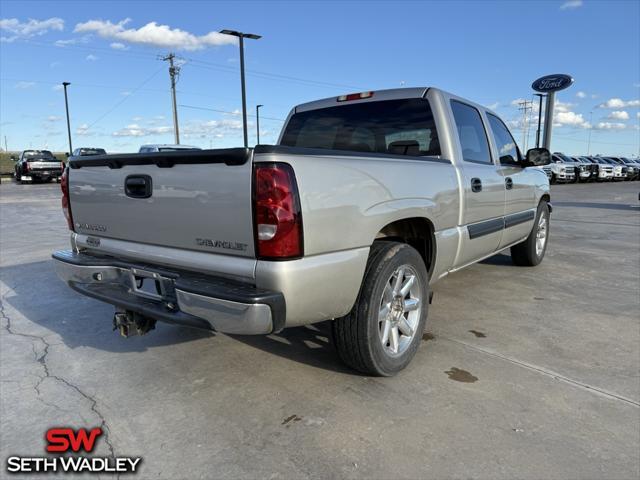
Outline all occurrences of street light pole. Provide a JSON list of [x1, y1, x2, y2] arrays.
[[62, 82, 73, 155], [256, 104, 263, 144], [587, 111, 593, 155], [534, 93, 545, 148], [220, 29, 262, 148]]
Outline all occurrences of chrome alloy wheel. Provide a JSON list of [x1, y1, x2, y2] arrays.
[[535, 213, 548, 257], [378, 265, 422, 356]]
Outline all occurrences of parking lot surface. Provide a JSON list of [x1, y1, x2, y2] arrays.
[[1, 180, 639, 479]]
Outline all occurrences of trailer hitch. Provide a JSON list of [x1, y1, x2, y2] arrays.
[[113, 310, 156, 337]]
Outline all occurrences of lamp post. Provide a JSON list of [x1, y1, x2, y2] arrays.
[[587, 111, 593, 155], [62, 82, 73, 155], [256, 104, 263, 144], [533, 93, 545, 148], [220, 29, 262, 148]]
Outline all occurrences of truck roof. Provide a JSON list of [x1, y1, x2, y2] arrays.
[[291, 86, 496, 117]]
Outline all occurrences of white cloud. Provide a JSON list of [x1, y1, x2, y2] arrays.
[[85, 54, 98, 61], [112, 123, 173, 137], [637, 112, 640, 119], [112, 118, 244, 138], [54, 35, 91, 47], [74, 18, 237, 51], [555, 111, 590, 128], [14, 81, 35, 89], [110, 42, 129, 50], [46, 115, 61, 122], [76, 124, 92, 136], [575, 91, 586, 99], [598, 98, 640, 108], [595, 122, 626, 130], [52, 84, 64, 91], [555, 101, 576, 113], [607, 110, 629, 120], [560, 0, 583, 10], [0, 17, 64, 42]]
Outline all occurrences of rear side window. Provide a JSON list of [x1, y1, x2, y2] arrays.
[[281, 98, 440, 157], [450, 101, 492, 164]]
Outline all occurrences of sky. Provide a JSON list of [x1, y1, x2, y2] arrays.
[[1, 0, 639, 156]]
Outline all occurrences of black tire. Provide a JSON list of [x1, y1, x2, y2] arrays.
[[332, 241, 429, 376], [550, 174, 557, 185], [511, 201, 550, 267]]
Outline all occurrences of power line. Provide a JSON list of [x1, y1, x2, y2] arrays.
[[179, 104, 285, 122], [84, 67, 165, 132]]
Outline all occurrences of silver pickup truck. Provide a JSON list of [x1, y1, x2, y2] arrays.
[[53, 87, 552, 375]]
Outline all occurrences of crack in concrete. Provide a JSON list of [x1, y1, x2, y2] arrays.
[[1, 288, 118, 468], [441, 335, 640, 408]]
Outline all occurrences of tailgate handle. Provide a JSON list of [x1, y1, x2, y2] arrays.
[[125, 175, 152, 199]]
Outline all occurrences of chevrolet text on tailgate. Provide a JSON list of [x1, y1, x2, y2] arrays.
[[53, 87, 552, 376]]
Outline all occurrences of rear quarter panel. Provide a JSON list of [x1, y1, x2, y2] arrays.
[[254, 151, 460, 256]]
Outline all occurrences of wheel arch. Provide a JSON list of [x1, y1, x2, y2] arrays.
[[374, 216, 437, 278]]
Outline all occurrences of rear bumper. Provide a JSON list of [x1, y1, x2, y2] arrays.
[[52, 250, 285, 335]]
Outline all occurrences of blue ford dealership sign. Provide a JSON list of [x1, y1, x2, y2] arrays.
[[532, 74, 574, 93]]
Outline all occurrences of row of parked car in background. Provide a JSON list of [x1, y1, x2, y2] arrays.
[[540, 153, 640, 184], [11, 146, 639, 185], [11, 145, 199, 183]]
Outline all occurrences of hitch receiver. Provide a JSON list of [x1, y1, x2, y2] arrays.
[[113, 310, 156, 337]]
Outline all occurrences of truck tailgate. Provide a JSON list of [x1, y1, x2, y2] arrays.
[[68, 148, 256, 258]]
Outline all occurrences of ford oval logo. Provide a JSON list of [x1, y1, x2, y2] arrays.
[[532, 74, 574, 93]]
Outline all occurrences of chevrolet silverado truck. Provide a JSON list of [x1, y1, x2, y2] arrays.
[[53, 87, 552, 376]]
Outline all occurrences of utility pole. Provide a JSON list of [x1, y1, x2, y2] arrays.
[[4, 135, 7, 153], [518, 100, 533, 152], [256, 104, 263, 144], [62, 82, 73, 155], [161, 53, 180, 144]]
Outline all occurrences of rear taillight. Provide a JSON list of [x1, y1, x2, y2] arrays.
[[253, 163, 303, 259], [24, 162, 30, 172], [60, 167, 74, 231]]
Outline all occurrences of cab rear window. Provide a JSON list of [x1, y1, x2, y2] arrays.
[[281, 98, 440, 157]]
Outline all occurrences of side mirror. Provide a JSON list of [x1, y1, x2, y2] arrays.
[[523, 148, 551, 167], [65, 152, 70, 158]]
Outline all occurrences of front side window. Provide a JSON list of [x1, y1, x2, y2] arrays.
[[486, 113, 520, 165], [450, 101, 492, 164], [281, 98, 440, 157]]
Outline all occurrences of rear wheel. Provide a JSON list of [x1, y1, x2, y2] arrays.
[[550, 174, 557, 185], [511, 201, 549, 266], [332, 241, 429, 376]]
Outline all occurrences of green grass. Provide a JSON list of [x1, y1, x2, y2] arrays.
[[0, 152, 67, 175]]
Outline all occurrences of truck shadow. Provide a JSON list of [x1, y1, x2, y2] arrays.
[[1, 259, 352, 372], [553, 201, 639, 211], [229, 322, 356, 374], [0, 260, 213, 353], [479, 253, 514, 267]]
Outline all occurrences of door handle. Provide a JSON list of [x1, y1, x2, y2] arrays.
[[470, 177, 482, 193], [505, 177, 513, 190], [125, 175, 153, 199]]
